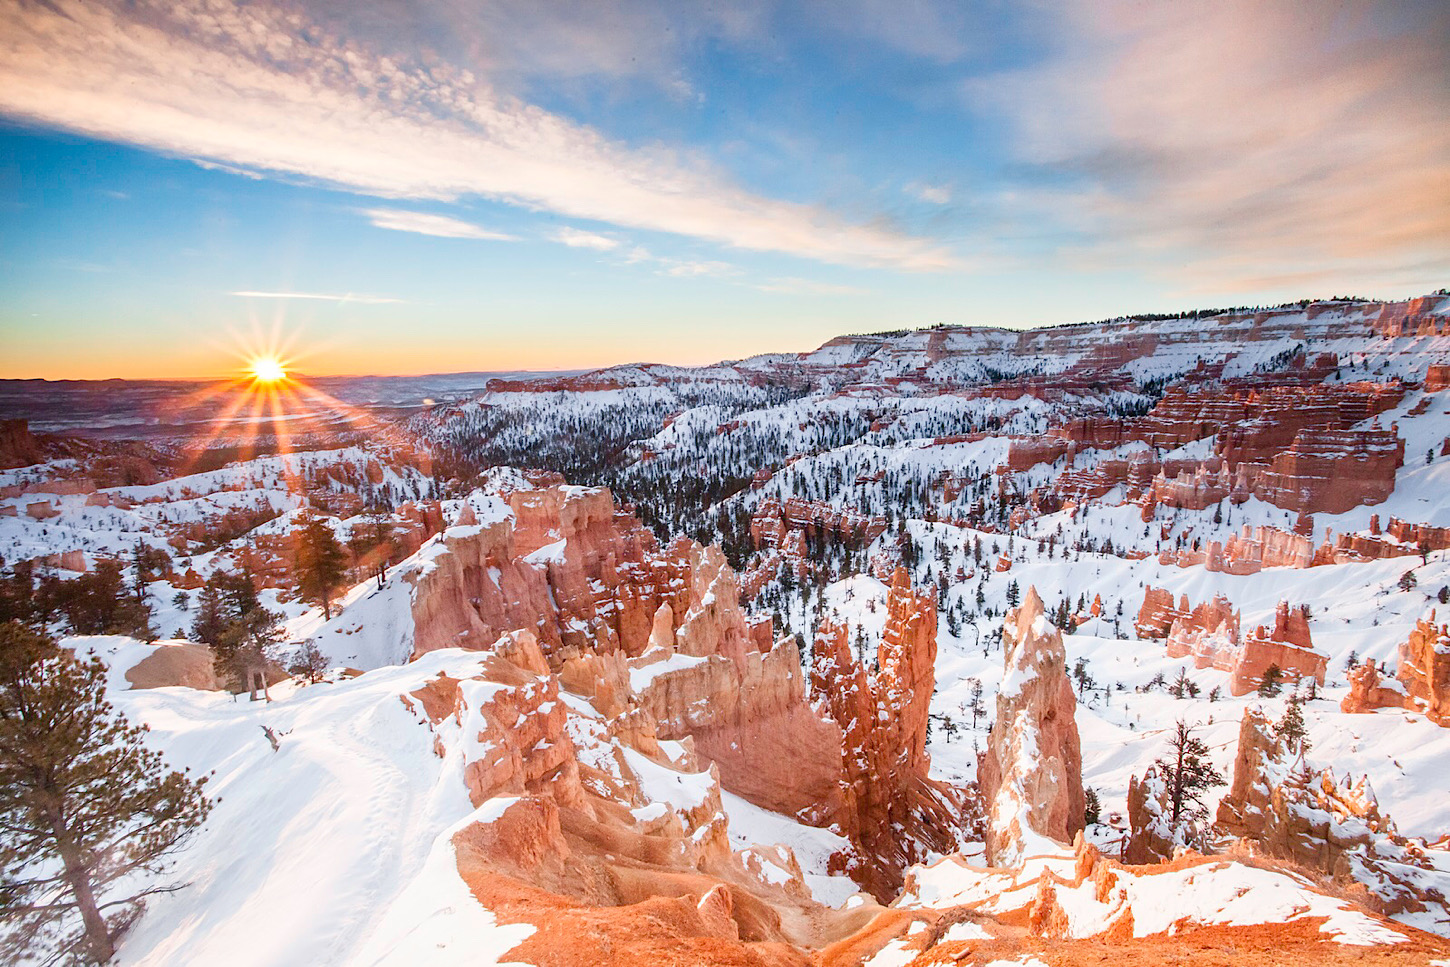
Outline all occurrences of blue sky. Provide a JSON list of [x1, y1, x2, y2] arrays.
[[1, 0, 1446, 378]]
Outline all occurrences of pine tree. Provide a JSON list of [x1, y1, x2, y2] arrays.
[[189, 580, 227, 650], [1274, 695, 1310, 756], [0, 623, 212, 964], [192, 572, 283, 700], [1155, 719, 1225, 828], [294, 514, 348, 619], [1084, 786, 1101, 826], [1257, 664, 1284, 698]]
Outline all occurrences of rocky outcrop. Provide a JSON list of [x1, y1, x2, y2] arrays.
[[1396, 612, 1450, 726], [1033, 379, 1408, 523], [633, 567, 847, 832], [749, 496, 887, 550], [124, 641, 219, 690], [1217, 710, 1448, 921], [1232, 603, 1325, 696], [1245, 427, 1404, 515], [1343, 615, 1450, 726], [1162, 594, 1239, 664], [1123, 769, 1177, 865], [398, 485, 968, 900], [1138, 590, 1326, 696], [402, 628, 851, 959], [809, 568, 967, 898], [1372, 294, 1450, 336], [1004, 437, 1071, 472], [744, 496, 886, 598], [979, 586, 1084, 866], [1135, 586, 1186, 638], [1336, 517, 1450, 561], [406, 488, 691, 662], [1340, 661, 1408, 715], [0, 419, 43, 469]]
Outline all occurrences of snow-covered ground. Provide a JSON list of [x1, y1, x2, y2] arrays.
[[902, 847, 1412, 946], [65, 639, 535, 967]]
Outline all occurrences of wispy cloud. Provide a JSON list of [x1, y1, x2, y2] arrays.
[[620, 245, 737, 279], [662, 260, 736, 278], [964, 0, 1450, 290], [0, 0, 956, 272], [231, 291, 403, 305], [191, 159, 266, 181], [361, 208, 516, 240], [553, 227, 620, 251], [906, 182, 952, 205]]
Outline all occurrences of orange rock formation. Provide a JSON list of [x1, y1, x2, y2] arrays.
[[978, 586, 1084, 866]]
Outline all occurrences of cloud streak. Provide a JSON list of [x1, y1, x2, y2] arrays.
[[362, 208, 516, 240], [0, 0, 954, 272], [553, 227, 621, 251], [231, 291, 403, 304]]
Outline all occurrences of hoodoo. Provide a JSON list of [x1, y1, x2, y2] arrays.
[[978, 585, 1085, 866]]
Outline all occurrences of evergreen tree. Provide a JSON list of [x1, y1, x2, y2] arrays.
[[1274, 695, 1310, 756], [294, 514, 348, 619], [191, 572, 283, 701], [0, 623, 212, 964], [1155, 719, 1225, 829], [1257, 664, 1284, 698], [189, 580, 228, 651], [49, 561, 154, 641], [1083, 786, 1101, 826]]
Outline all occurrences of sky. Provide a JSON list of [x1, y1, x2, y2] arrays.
[[1, 0, 1447, 380]]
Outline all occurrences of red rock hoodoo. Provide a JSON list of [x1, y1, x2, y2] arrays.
[[401, 484, 968, 900], [1217, 710, 1446, 920], [810, 567, 968, 899], [978, 586, 1084, 866], [1395, 612, 1450, 726]]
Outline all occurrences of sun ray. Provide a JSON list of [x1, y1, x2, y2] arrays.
[[177, 324, 418, 489]]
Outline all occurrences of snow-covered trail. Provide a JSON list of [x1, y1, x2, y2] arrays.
[[76, 642, 530, 967]]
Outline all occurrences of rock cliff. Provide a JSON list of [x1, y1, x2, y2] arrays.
[[397, 484, 968, 899]]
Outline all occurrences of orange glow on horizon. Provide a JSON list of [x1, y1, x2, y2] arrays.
[[146, 324, 409, 484], [249, 356, 288, 383]]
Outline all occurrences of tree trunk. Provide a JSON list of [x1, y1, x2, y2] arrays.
[[247, 666, 270, 702], [50, 815, 114, 964], [1171, 732, 1186, 827]]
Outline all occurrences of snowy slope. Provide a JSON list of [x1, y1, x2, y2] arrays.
[[63, 639, 534, 967]]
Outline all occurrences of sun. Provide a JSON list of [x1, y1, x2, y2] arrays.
[[250, 357, 288, 383]]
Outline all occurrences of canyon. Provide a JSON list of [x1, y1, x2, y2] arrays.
[[7, 292, 1450, 966]]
